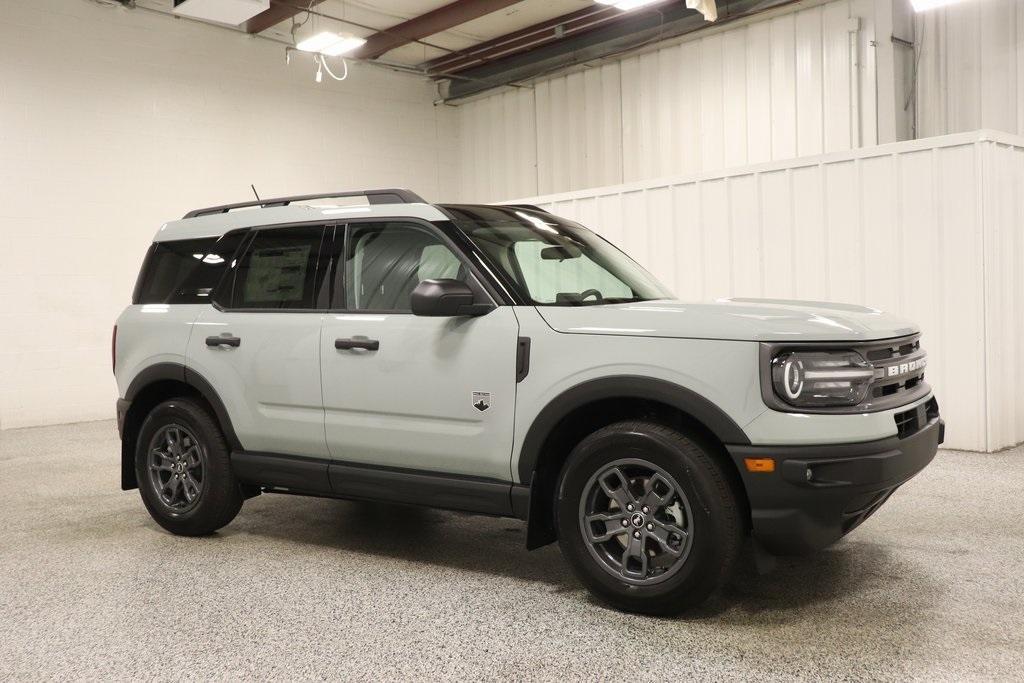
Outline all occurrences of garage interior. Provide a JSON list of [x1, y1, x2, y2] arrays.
[[1, 0, 1023, 679]]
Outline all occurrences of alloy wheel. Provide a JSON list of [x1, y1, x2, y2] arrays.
[[578, 458, 694, 585], [147, 424, 206, 513]]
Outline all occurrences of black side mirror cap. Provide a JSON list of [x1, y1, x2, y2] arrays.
[[411, 279, 494, 317]]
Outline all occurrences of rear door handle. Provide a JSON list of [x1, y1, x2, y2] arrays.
[[206, 335, 241, 348], [335, 338, 380, 351]]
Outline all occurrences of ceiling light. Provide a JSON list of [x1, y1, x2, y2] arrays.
[[297, 31, 341, 53], [596, 0, 668, 10], [296, 31, 367, 56], [322, 36, 367, 56], [910, 0, 964, 10]]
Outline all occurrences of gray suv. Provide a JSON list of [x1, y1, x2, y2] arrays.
[[114, 189, 943, 614]]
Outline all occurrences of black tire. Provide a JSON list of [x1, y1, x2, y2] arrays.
[[135, 397, 243, 536], [556, 420, 743, 615]]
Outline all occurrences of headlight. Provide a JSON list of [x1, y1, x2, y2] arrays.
[[770, 351, 875, 407]]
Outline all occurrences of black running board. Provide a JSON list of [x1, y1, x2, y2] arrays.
[[231, 451, 529, 520]]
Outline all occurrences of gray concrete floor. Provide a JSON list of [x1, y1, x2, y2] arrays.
[[1, 421, 1022, 681]]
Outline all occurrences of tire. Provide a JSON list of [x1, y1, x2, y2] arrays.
[[135, 397, 243, 536], [556, 420, 743, 615]]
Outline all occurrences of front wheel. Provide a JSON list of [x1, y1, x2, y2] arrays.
[[556, 421, 743, 615], [135, 397, 243, 536]]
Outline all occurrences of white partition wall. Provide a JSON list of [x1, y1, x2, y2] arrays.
[[511, 131, 1024, 453], [454, 0, 897, 201]]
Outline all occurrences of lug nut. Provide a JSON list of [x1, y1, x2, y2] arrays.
[[626, 504, 634, 511], [633, 531, 641, 539], [647, 523, 654, 531], [641, 506, 649, 514], [621, 519, 629, 527]]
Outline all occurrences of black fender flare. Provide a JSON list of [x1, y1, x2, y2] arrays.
[[516, 375, 750, 485], [123, 362, 242, 451]]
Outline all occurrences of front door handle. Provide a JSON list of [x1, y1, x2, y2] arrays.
[[335, 338, 380, 351], [206, 335, 241, 348]]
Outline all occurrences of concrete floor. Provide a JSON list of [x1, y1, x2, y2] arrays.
[[1, 421, 1022, 681]]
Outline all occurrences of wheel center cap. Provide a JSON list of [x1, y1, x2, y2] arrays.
[[630, 512, 646, 528]]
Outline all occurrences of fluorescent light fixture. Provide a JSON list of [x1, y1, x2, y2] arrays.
[[910, 0, 964, 10], [297, 32, 341, 53], [596, 0, 668, 10], [322, 36, 367, 56], [296, 31, 367, 56]]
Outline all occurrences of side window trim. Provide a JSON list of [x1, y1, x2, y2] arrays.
[[211, 221, 332, 313], [329, 218, 496, 314], [210, 228, 256, 309]]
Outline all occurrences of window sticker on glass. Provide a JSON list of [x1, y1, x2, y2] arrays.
[[244, 245, 310, 303]]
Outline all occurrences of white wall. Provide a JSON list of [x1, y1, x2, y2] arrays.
[[916, 0, 1024, 138], [510, 131, 1024, 453], [0, 0, 456, 429], [455, 0, 901, 201]]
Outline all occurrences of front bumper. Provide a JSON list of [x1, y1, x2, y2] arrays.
[[727, 402, 944, 554]]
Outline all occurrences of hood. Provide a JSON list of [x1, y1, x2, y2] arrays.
[[535, 298, 919, 342]]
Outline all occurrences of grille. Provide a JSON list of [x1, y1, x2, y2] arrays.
[[865, 339, 920, 362], [866, 336, 926, 400], [895, 397, 940, 439]]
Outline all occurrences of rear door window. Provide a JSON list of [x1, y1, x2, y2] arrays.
[[227, 225, 326, 310]]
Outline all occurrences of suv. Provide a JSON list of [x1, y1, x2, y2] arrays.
[[114, 189, 943, 614]]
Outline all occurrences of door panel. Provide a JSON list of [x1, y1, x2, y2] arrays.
[[186, 223, 329, 458], [188, 310, 326, 456], [321, 220, 520, 481], [321, 308, 520, 480]]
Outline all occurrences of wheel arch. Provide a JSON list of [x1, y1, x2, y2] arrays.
[[517, 376, 751, 549], [120, 362, 241, 490]]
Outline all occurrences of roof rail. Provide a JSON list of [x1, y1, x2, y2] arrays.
[[183, 188, 427, 219]]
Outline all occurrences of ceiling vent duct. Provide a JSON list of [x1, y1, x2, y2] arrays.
[[172, 0, 270, 26]]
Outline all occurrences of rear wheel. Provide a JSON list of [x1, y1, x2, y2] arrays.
[[135, 398, 242, 536], [556, 420, 743, 615]]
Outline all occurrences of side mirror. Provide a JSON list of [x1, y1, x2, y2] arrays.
[[411, 279, 493, 317]]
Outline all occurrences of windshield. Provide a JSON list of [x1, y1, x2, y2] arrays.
[[441, 205, 673, 306]]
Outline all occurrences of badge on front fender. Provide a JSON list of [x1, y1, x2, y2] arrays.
[[472, 391, 491, 412]]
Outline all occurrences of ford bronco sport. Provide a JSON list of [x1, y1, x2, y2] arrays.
[[114, 189, 944, 614]]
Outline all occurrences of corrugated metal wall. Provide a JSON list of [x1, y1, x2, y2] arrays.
[[917, 0, 1024, 138], [454, 0, 883, 202], [510, 131, 1024, 453], [981, 139, 1024, 452]]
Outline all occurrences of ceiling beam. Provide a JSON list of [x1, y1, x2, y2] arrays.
[[243, 0, 326, 35], [422, 5, 621, 75], [351, 0, 524, 61], [441, 0, 789, 101]]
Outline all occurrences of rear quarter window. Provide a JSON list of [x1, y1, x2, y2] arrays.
[[134, 234, 243, 304]]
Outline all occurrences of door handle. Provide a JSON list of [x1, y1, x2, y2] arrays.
[[335, 338, 380, 351], [206, 335, 241, 348]]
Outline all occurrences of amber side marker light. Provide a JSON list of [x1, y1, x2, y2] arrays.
[[744, 457, 776, 473]]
